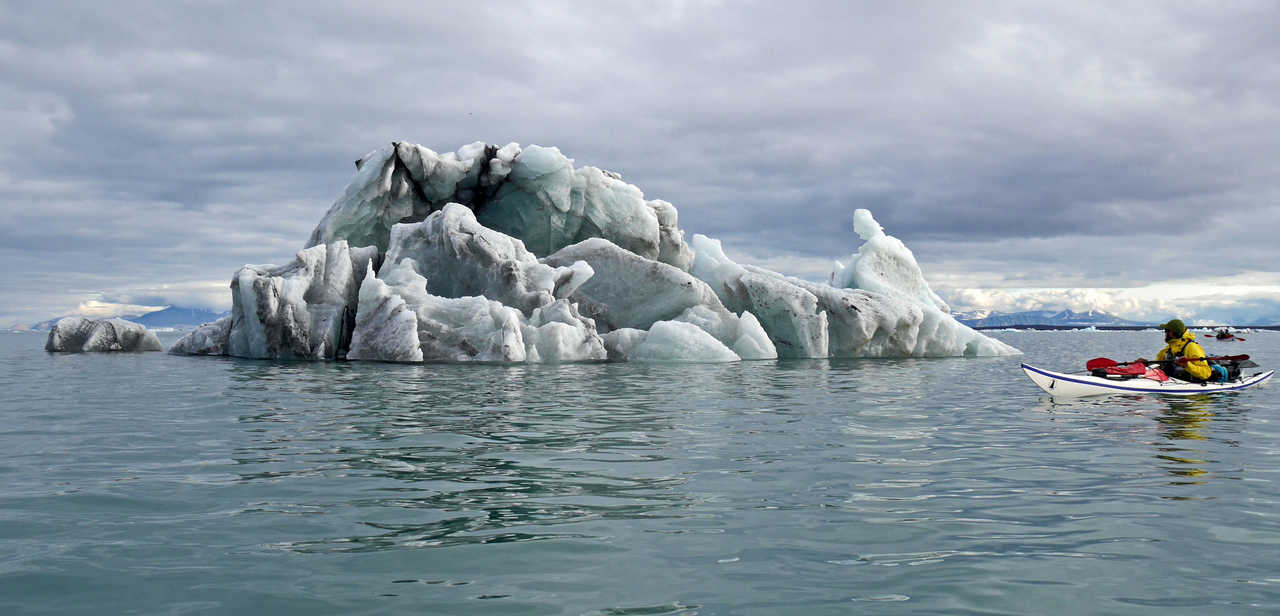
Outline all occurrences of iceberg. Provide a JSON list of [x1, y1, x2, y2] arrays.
[[46, 317, 162, 353], [167, 316, 231, 356], [173, 140, 1018, 362]]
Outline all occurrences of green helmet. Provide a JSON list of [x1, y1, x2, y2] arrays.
[[1158, 319, 1187, 336]]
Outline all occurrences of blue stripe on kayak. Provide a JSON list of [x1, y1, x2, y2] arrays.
[[1021, 363, 1273, 394]]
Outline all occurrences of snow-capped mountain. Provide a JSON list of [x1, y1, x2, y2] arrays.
[[954, 309, 1148, 328], [128, 306, 229, 329], [19, 306, 229, 331]]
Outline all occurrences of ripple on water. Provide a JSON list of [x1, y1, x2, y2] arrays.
[[2, 331, 1280, 613]]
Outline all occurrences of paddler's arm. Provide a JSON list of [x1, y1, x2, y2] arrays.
[[1181, 341, 1214, 380], [1184, 342, 1208, 366]]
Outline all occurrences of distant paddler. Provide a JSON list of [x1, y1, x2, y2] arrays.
[[1212, 328, 1244, 341]]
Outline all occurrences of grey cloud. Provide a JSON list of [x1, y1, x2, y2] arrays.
[[1, 1, 1278, 324], [1190, 297, 1280, 326]]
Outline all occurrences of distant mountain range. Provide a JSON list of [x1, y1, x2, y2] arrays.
[[130, 306, 230, 328], [14, 306, 229, 332], [954, 309, 1149, 328]]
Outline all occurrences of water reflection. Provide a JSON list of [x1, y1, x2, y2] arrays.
[[1152, 396, 1215, 483], [220, 358, 736, 553], [1149, 394, 1248, 487], [1153, 396, 1214, 441], [1030, 390, 1251, 490]]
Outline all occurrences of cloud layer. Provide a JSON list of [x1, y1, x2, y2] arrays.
[[2, 1, 1278, 325]]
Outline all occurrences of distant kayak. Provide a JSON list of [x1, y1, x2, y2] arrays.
[[1210, 328, 1245, 341], [1022, 363, 1273, 398]]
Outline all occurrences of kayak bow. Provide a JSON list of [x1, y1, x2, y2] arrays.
[[1022, 363, 1273, 398]]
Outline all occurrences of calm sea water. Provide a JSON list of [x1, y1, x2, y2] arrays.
[[1, 329, 1278, 615]]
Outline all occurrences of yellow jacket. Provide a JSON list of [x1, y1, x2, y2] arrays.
[[1157, 331, 1211, 380]]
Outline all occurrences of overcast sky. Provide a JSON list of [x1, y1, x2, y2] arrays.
[[3, 1, 1279, 326]]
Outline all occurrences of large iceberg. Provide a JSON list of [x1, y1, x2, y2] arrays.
[[173, 140, 1018, 362], [46, 317, 163, 353]]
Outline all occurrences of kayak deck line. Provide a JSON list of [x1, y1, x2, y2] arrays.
[[1022, 363, 1274, 398]]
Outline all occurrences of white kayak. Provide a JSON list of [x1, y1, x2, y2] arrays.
[[1022, 363, 1274, 398]]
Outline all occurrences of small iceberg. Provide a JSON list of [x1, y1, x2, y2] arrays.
[[46, 317, 163, 353]]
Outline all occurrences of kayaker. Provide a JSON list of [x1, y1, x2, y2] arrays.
[[1135, 319, 1212, 382]]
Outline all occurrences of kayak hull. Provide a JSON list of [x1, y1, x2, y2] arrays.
[[1022, 363, 1273, 398]]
